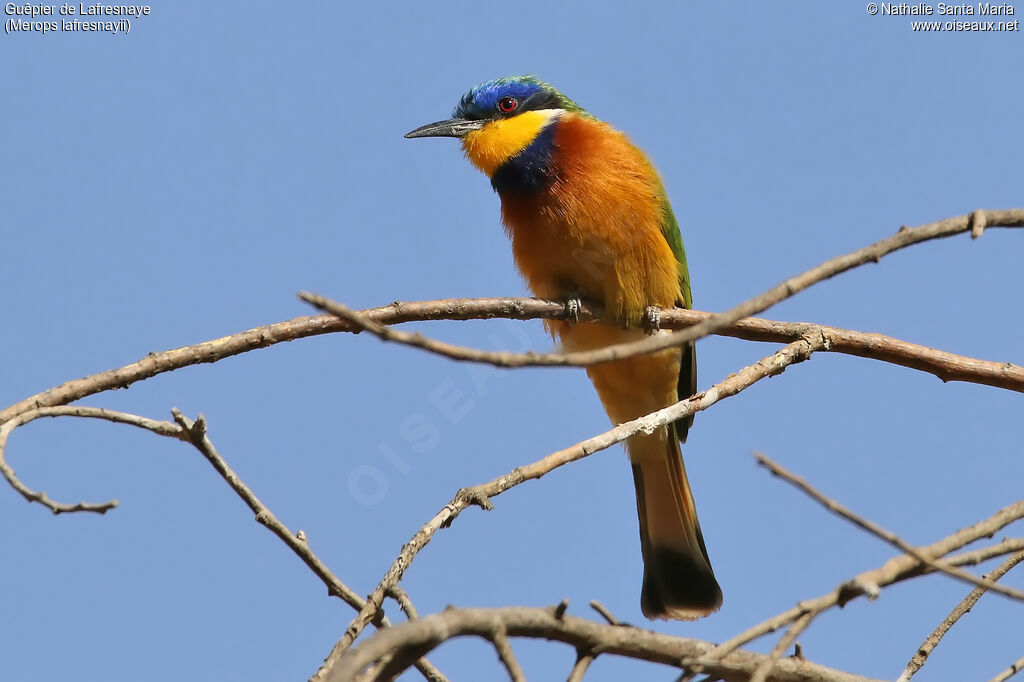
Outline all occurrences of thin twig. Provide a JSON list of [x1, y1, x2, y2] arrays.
[[490, 625, 526, 682], [748, 612, 815, 682], [387, 585, 421, 621], [171, 409, 368, 610], [950, 539, 1024, 568], [170, 409, 448, 682], [0, 406, 186, 514], [709, 518, 1024, 659], [567, 651, 595, 682], [589, 600, 622, 627], [311, 337, 825, 680], [899, 552, 1024, 681], [990, 654, 1024, 682], [755, 453, 1024, 602]]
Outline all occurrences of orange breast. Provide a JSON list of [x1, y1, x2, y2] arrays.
[[496, 114, 686, 429], [498, 114, 681, 327]]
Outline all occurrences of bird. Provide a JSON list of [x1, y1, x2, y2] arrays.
[[405, 75, 721, 620]]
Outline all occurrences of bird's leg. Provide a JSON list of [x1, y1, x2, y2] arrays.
[[643, 305, 662, 334]]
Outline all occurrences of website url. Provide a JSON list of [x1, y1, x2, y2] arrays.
[[911, 18, 1020, 28]]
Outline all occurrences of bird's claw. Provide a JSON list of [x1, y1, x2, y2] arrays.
[[565, 297, 583, 325], [643, 306, 661, 334]]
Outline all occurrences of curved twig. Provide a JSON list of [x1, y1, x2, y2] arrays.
[[0, 406, 186, 514]]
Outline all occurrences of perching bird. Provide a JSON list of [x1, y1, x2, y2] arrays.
[[406, 76, 722, 620]]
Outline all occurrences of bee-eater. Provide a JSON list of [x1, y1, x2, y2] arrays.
[[406, 76, 721, 620]]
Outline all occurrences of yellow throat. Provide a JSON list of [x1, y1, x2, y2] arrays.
[[461, 109, 562, 177]]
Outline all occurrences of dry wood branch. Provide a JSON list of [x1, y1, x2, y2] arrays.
[[2, 286, 1019, 439], [709, 514, 1024, 659], [386, 585, 421, 621], [490, 624, 526, 682], [306, 209, 1024, 373], [5, 299, 1019, 516], [171, 409, 368, 611], [3, 209, 1022, 681], [4, 206, 1023, 434], [755, 453, 1024, 602], [567, 652, 595, 682], [299, 293, 1023, 392], [749, 612, 815, 682], [554, 207, 1024, 369], [899, 552, 1024, 681], [589, 600, 622, 626], [312, 337, 826, 680], [0, 403, 447, 679], [950, 539, 1024, 568], [0, 406, 186, 514], [170, 410, 448, 682], [329, 605, 882, 682], [990, 654, 1024, 682]]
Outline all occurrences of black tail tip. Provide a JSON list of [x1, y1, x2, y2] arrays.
[[641, 545, 723, 621]]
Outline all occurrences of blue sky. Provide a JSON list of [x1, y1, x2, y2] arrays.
[[2, 2, 1022, 680]]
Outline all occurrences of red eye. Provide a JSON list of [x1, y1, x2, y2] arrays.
[[498, 97, 518, 113]]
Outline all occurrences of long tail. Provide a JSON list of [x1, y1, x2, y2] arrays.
[[631, 425, 722, 620]]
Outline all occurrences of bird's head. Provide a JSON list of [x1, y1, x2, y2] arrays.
[[405, 75, 588, 176]]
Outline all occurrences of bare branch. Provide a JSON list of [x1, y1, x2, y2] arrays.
[[0, 405, 186, 514], [971, 209, 988, 239], [990, 654, 1024, 682], [749, 612, 815, 682], [490, 624, 526, 682], [4, 209, 1022, 681], [4, 209, 1021, 434], [951, 539, 1024, 568], [899, 552, 1024, 681], [755, 453, 1024, 602], [589, 600, 622, 627], [310, 209, 1024, 372], [170, 410, 368, 611], [299, 293, 1023, 392], [312, 337, 827, 680], [170, 409, 450, 682], [328, 605, 883, 682], [386, 585, 421, 621], [566, 651, 595, 682], [530, 207, 1024, 370], [710, 512, 1024, 658]]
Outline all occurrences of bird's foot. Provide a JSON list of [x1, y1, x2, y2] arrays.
[[643, 306, 661, 334], [564, 296, 584, 325]]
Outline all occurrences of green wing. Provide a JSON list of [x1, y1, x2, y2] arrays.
[[658, 194, 697, 443]]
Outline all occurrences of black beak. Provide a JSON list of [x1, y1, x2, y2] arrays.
[[405, 118, 485, 139]]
